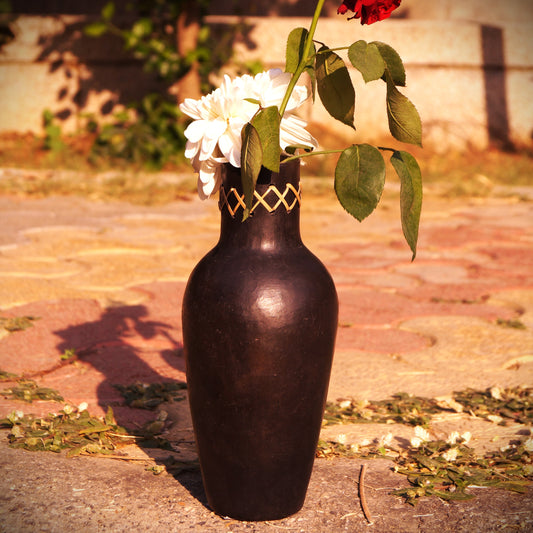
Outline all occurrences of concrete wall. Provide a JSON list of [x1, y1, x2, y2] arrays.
[[1, 1, 532, 151], [215, 15, 533, 151]]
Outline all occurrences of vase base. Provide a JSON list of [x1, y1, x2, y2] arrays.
[[209, 501, 304, 522]]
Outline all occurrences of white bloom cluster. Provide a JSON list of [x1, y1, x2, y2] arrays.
[[179, 69, 318, 199]]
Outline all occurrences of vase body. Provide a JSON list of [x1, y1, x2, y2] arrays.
[[182, 159, 338, 521]]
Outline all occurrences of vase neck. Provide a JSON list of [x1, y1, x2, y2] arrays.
[[217, 161, 303, 251]]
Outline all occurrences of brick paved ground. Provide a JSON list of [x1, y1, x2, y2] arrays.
[[0, 179, 532, 531]]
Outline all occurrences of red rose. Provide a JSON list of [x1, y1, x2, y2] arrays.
[[337, 0, 401, 25]]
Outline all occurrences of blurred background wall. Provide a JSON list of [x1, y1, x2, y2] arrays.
[[0, 0, 532, 152]]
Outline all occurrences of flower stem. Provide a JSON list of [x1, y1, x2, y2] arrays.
[[315, 46, 349, 54], [281, 149, 344, 164], [278, 0, 326, 117]]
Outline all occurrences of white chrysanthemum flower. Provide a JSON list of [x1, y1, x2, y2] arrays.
[[524, 438, 533, 452], [77, 402, 88, 412], [179, 69, 317, 199], [442, 448, 459, 462]]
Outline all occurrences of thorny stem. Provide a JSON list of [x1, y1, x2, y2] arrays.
[[278, 0, 326, 117]]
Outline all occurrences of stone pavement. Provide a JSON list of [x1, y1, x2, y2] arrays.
[[0, 177, 532, 532]]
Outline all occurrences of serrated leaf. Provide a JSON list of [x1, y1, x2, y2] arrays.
[[251, 106, 281, 173], [316, 46, 355, 129], [101, 1, 115, 21], [84, 22, 108, 37], [386, 73, 422, 147], [286, 27, 310, 74], [334, 144, 385, 222], [240, 123, 263, 221], [348, 40, 385, 83], [372, 41, 406, 86], [285, 28, 316, 100], [391, 151, 422, 260]]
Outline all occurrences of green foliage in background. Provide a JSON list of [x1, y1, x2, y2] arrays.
[[42, 109, 65, 153], [82, 1, 261, 168], [85, 1, 206, 84], [0, 0, 15, 48], [89, 94, 187, 169]]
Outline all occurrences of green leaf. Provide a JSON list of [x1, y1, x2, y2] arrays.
[[101, 1, 115, 21], [385, 73, 422, 147], [286, 27, 310, 74], [84, 22, 108, 37], [240, 123, 263, 221], [105, 406, 115, 426], [334, 144, 386, 222], [391, 151, 423, 260], [251, 106, 281, 173], [285, 27, 316, 100], [66, 445, 87, 458], [132, 18, 152, 38], [432, 488, 475, 501], [372, 41, 406, 86], [315, 46, 355, 129], [348, 40, 386, 83], [306, 64, 317, 101]]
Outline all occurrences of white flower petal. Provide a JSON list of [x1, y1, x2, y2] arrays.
[[461, 431, 472, 444], [219, 128, 242, 168], [179, 98, 202, 120], [280, 114, 318, 150], [184, 140, 200, 160], [442, 448, 458, 462], [197, 159, 222, 200], [447, 431, 460, 445], [410, 436, 423, 448], [199, 123, 226, 161], [414, 426, 430, 442], [184, 119, 209, 143]]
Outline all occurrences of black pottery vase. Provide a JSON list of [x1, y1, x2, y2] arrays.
[[182, 158, 338, 521]]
